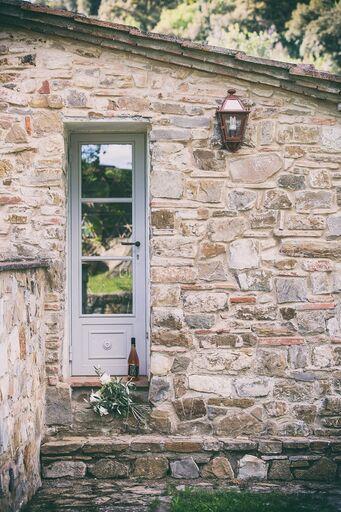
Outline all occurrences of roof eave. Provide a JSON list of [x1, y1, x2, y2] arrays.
[[0, 0, 340, 104]]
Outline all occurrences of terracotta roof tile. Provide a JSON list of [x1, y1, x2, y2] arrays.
[[0, 0, 340, 103]]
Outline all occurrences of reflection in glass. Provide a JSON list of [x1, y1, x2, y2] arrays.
[[81, 144, 132, 198], [82, 203, 132, 257], [82, 260, 133, 315]]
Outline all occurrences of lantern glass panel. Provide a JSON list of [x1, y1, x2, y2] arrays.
[[222, 98, 244, 111]]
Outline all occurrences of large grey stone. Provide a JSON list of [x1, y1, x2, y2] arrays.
[[66, 89, 87, 107], [170, 457, 199, 479], [227, 189, 257, 211], [230, 153, 282, 184], [89, 459, 129, 479], [296, 191, 334, 212], [327, 216, 341, 237], [183, 292, 227, 312], [275, 278, 307, 303], [151, 171, 183, 199], [185, 313, 215, 329], [234, 377, 271, 397], [148, 377, 171, 405], [45, 385, 72, 426], [189, 375, 232, 396], [296, 311, 326, 334], [278, 174, 305, 190], [238, 455, 267, 480], [43, 461, 86, 479], [237, 270, 272, 291]]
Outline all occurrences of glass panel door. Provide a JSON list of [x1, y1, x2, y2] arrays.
[[70, 134, 146, 376]]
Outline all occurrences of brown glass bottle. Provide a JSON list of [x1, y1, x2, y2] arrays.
[[128, 337, 139, 380]]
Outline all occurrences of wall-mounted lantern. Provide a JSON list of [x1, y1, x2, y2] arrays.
[[217, 89, 250, 152]]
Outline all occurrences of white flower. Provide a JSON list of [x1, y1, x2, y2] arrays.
[[89, 391, 100, 403], [100, 373, 111, 385], [98, 406, 109, 416]]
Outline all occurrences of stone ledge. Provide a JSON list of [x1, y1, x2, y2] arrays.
[[0, 258, 50, 272], [41, 435, 341, 455], [68, 376, 149, 389], [40, 435, 340, 483]]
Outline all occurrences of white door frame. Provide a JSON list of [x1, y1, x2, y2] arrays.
[[68, 132, 148, 376]]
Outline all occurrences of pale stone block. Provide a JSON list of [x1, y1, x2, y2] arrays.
[[229, 239, 259, 269], [238, 455, 268, 480], [183, 292, 227, 312], [150, 353, 173, 376], [321, 126, 341, 151], [170, 457, 199, 479], [209, 216, 246, 242], [151, 171, 183, 199], [188, 375, 232, 396], [327, 216, 341, 237], [230, 153, 282, 184], [234, 377, 271, 397]]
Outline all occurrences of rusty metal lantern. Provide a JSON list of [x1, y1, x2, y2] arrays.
[[217, 89, 250, 152]]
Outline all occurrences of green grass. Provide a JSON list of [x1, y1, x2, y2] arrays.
[[169, 489, 338, 512], [88, 270, 132, 294]]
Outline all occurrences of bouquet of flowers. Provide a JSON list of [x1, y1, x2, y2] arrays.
[[86, 367, 147, 424]]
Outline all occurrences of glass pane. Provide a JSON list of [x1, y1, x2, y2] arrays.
[[82, 203, 132, 257], [81, 144, 132, 198], [82, 260, 133, 315]]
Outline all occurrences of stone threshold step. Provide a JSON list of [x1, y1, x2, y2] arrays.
[[41, 435, 341, 456], [67, 376, 149, 389]]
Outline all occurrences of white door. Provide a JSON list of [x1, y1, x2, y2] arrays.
[[70, 133, 147, 376]]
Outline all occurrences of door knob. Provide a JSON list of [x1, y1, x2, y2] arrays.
[[121, 241, 141, 247]]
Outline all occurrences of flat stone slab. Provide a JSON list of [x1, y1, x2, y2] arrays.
[[23, 478, 341, 512], [41, 435, 341, 456]]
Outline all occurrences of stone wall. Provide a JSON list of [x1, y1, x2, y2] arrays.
[[0, 26, 340, 443], [41, 435, 340, 483], [0, 267, 47, 511]]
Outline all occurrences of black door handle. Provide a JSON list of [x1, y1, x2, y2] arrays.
[[121, 241, 141, 247]]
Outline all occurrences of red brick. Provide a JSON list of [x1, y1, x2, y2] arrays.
[[260, 337, 304, 346], [296, 303, 335, 311], [0, 196, 22, 205], [25, 115, 32, 135], [230, 296, 256, 304], [38, 80, 50, 94]]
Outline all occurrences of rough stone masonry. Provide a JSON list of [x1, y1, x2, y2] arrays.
[[0, 2, 340, 509]]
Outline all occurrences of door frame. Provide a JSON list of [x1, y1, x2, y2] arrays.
[[66, 127, 150, 377]]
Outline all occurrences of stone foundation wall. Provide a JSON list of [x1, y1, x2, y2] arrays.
[[0, 267, 47, 511], [0, 26, 340, 442], [41, 435, 340, 484]]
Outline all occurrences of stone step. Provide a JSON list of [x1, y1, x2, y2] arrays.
[[23, 479, 172, 511], [23, 478, 341, 512], [40, 435, 341, 484]]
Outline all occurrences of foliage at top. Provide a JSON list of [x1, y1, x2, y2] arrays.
[[33, 0, 340, 72]]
